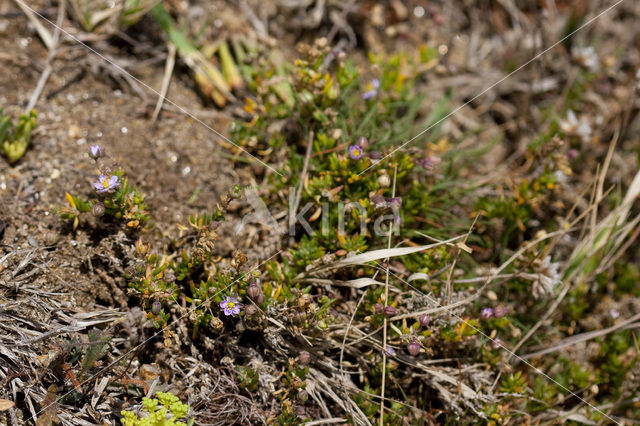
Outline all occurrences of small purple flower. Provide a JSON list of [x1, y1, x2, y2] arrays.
[[93, 174, 119, 193], [481, 307, 493, 320], [567, 149, 579, 159], [383, 346, 395, 356], [89, 145, 104, 159], [609, 308, 620, 319], [348, 145, 364, 160], [416, 156, 441, 170], [220, 295, 242, 316], [362, 79, 380, 100]]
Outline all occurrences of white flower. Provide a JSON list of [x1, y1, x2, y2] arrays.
[[559, 109, 592, 143], [572, 46, 599, 72]]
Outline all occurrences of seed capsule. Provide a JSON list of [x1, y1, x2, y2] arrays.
[[244, 304, 258, 317], [44, 230, 59, 246], [151, 300, 162, 315], [92, 202, 105, 217]]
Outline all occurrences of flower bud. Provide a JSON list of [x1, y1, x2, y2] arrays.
[[297, 389, 309, 402], [298, 351, 311, 365], [151, 299, 162, 315], [419, 313, 430, 327], [89, 144, 104, 159], [407, 340, 421, 356], [378, 174, 390, 187], [247, 283, 262, 301], [92, 202, 105, 217], [374, 303, 384, 314], [44, 230, 59, 246], [368, 150, 382, 159], [383, 306, 396, 316], [356, 136, 369, 149], [257, 293, 265, 304]]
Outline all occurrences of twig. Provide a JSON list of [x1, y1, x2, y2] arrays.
[[25, 0, 65, 113], [326, 0, 357, 45], [521, 313, 640, 359], [152, 42, 176, 123], [379, 164, 398, 425], [13, 0, 53, 49]]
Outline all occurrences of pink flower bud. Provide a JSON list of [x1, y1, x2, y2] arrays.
[[407, 339, 421, 356], [419, 313, 430, 327], [247, 283, 262, 301], [298, 351, 311, 365]]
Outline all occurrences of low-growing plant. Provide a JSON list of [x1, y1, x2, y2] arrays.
[[58, 145, 150, 230], [121, 392, 191, 426]]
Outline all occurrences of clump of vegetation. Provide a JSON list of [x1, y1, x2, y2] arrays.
[[121, 392, 191, 426], [59, 144, 150, 230], [0, 107, 36, 164], [5, 2, 638, 424], [68, 0, 157, 33]]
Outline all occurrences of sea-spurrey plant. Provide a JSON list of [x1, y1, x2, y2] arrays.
[[58, 145, 149, 230]]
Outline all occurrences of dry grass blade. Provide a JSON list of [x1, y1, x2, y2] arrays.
[[522, 312, 640, 359], [336, 235, 465, 267]]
